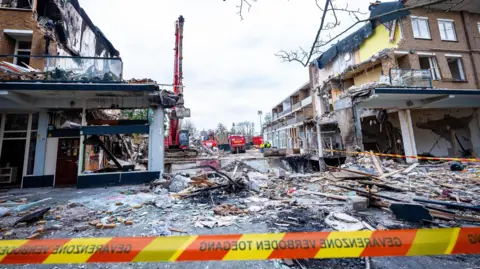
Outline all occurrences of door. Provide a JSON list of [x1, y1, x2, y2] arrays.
[[55, 138, 79, 186]]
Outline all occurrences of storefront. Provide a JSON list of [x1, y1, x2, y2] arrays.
[[0, 113, 39, 187]]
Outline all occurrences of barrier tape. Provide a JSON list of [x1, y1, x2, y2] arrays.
[[0, 228, 479, 264], [323, 149, 480, 162]]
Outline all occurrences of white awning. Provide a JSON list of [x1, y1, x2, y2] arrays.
[[358, 88, 480, 109], [3, 29, 33, 41]]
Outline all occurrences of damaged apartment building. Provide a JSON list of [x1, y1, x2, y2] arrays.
[[310, 0, 480, 164], [0, 0, 173, 188], [263, 82, 318, 157]]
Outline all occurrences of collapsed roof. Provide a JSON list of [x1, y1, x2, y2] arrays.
[[313, 0, 410, 69]]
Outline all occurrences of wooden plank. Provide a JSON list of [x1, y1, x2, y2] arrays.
[[356, 180, 406, 192], [370, 151, 384, 177], [332, 171, 368, 179], [329, 166, 383, 181], [379, 169, 404, 179], [295, 190, 347, 201], [403, 163, 419, 174]]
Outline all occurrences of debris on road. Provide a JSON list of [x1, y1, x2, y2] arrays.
[[0, 151, 479, 267]]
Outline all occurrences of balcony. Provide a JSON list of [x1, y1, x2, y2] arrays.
[[291, 102, 301, 111], [0, 55, 123, 83], [389, 68, 432, 88], [272, 96, 313, 122], [301, 96, 312, 106]]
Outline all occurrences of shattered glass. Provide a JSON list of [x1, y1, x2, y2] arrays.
[[390, 68, 432, 88]]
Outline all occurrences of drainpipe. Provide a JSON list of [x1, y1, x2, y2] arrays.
[[461, 11, 480, 88]]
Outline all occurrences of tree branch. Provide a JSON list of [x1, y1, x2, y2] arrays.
[[236, 0, 252, 20], [278, 0, 451, 67]]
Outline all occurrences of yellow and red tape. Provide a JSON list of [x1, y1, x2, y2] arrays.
[[0, 228, 479, 264], [323, 149, 480, 162]]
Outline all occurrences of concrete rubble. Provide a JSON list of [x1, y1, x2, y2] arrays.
[[0, 153, 479, 268]]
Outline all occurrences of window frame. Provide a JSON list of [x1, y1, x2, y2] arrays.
[[411, 16, 431, 40], [438, 18, 457, 41], [445, 55, 466, 81], [13, 40, 32, 66], [418, 54, 441, 80]]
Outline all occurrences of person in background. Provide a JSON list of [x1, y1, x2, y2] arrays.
[[260, 143, 265, 153], [265, 141, 271, 148]]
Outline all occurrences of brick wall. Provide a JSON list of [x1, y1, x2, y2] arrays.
[[399, 8, 480, 88], [0, 8, 47, 69], [460, 12, 480, 51]]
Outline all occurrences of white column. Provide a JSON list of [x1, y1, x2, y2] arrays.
[[77, 108, 86, 175], [398, 109, 418, 163], [21, 113, 33, 188], [33, 111, 48, 176], [148, 107, 165, 173]]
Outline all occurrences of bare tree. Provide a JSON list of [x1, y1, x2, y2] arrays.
[[264, 112, 272, 124], [181, 120, 197, 137], [215, 123, 229, 144], [227, 0, 453, 66]]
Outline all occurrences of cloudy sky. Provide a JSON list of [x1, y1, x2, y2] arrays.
[[80, 0, 369, 132]]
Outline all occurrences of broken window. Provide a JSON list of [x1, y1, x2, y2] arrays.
[[419, 56, 441, 80], [411, 16, 431, 39], [446, 56, 465, 81], [438, 19, 456, 41], [14, 0, 32, 9], [14, 41, 32, 67]]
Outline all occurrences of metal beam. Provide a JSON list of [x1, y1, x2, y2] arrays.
[[32, 96, 154, 109]]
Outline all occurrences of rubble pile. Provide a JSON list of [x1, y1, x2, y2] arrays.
[[0, 154, 479, 267]]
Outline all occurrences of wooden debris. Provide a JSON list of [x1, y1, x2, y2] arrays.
[[295, 190, 348, 201], [403, 163, 420, 174], [27, 233, 42, 239], [357, 181, 406, 192], [168, 227, 187, 233], [331, 171, 368, 180], [103, 224, 116, 229], [278, 220, 300, 226], [89, 220, 101, 226], [370, 151, 384, 177], [379, 169, 404, 179], [213, 204, 244, 216], [329, 166, 383, 181]]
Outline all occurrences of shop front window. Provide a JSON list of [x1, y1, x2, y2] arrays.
[[5, 114, 28, 131]]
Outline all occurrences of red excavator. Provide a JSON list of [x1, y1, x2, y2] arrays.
[[165, 16, 196, 160]]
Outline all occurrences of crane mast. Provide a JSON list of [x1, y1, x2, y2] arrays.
[[168, 15, 185, 147]]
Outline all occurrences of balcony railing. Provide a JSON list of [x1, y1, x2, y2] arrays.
[[272, 96, 314, 122], [287, 117, 296, 125], [389, 68, 432, 88], [291, 102, 301, 111], [0, 55, 123, 83], [301, 96, 313, 107]]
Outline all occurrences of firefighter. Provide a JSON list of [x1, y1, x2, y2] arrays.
[[260, 143, 265, 153], [265, 141, 272, 148]]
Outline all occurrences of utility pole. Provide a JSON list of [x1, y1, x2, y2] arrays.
[[258, 110, 263, 135]]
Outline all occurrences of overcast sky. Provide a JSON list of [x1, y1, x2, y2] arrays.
[[80, 0, 369, 132]]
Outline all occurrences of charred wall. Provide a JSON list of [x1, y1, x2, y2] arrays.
[[36, 0, 119, 57]]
